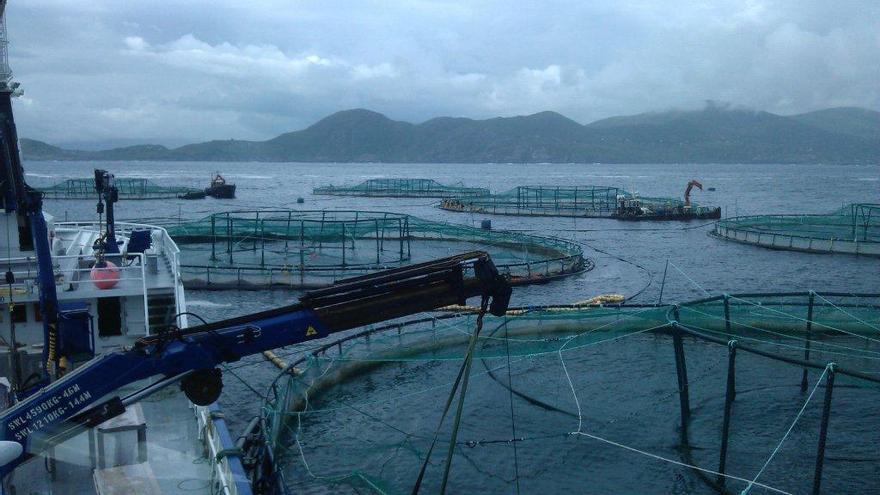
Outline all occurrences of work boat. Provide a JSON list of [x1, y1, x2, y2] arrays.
[[0, 4, 248, 492], [0, 178, 245, 494], [0, 4, 514, 494], [205, 173, 236, 199]]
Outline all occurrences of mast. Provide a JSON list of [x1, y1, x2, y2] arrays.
[[0, 0, 25, 212], [0, 1, 61, 387], [0, 0, 10, 88]]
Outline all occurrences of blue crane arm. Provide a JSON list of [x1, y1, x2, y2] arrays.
[[0, 251, 511, 475], [0, 307, 324, 463]]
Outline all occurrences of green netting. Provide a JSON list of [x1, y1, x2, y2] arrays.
[[313, 178, 490, 198], [37, 178, 201, 200], [439, 185, 721, 219], [165, 210, 588, 289], [262, 292, 880, 494], [713, 203, 880, 256]]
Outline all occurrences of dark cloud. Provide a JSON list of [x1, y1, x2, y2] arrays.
[[9, 0, 879, 145]]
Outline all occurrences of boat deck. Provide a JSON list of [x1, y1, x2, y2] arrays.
[[4, 222, 181, 304], [5, 388, 214, 494]]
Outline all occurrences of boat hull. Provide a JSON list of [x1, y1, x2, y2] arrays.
[[206, 184, 236, 199]]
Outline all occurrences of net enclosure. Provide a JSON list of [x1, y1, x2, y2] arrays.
[[712, 203, 880, 256], [261, 291, 880, 495], [165, 210, 588, 289], [37, 177, 201, 200], [439, 185, 721, 220], [313, 178, 490, 198]]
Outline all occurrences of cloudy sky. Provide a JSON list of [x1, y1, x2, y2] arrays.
[[8, 0, 880, 147]]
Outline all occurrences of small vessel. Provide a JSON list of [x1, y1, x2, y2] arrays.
[[204, 173, 236, 199]]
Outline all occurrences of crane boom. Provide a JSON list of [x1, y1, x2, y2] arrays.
[[0, 251, 511, 476], [684, 179, 703, 207]]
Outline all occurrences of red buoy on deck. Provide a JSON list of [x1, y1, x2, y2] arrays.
[[90, 260, 120, 289]]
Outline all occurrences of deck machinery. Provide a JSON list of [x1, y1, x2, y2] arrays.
[[0, 1, 513, 487], [0, 251, 511, 482]]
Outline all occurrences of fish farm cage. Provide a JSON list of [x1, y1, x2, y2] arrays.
[[260, 291, 880, 495], [313, 178, 490, 198], [37, 177, 200, 200], [712, 203, 880, 256], [439, 185, 721, 220], [165, 210, 588, 289]]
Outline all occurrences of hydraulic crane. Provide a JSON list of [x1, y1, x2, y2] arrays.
[[0, 251, 512, 477], [684, 179, 703, 207], [0, 2, 514, 475]]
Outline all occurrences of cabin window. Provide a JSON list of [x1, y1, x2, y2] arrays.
[[11, 304, 26, 323], [97, 297, 123, 337]]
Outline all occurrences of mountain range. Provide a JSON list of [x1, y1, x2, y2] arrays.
[[20, 106, 879, 164]]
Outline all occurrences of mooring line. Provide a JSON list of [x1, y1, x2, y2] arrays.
[[569, 430, 792, 495], [667, 260, 712, 297], [813, 292, 880, 332], [727, 294, 880, 344], [679, 304, 880, 358], [740, 365, 830, 495], [503, 319, 523, 494]]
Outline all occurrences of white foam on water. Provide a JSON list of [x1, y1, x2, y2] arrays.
[[187, 300, 233, 308], [25, 173, 67, 178]]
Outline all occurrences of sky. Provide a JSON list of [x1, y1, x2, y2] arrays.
[[7, 0, 880, 147]]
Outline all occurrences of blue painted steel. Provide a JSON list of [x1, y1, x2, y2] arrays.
[[0, 306, 328, 476], [24, 191, 60, 376], [58, 303, 94, 358], [207, 403, 253, 495], [125, 229, 152, 258]]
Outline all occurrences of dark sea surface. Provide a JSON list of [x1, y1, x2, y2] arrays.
[[23, 160, 880, 493]]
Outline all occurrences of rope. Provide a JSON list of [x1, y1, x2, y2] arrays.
[[668, 260, 712, 297], [574, 239, 653, 303], [214, 447, 244, 462], [813, 292, 880, 333], [411, 295, 488, 495], [727, 294, 880, 345], [569, 431, 792, 495], [264, 291, 879, 493], [557, 324, 793, 495], [740, 364, 831, 494], [222, 364, 265, 399], [678, 304, 880, 359], [439, 295, 489, 494], [503, 318, 522, 494]]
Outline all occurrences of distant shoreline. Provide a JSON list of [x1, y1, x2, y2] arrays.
[[22, 159, 878, 166], [21, 106, 880, 165]]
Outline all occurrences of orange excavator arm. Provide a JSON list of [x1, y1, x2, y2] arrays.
[[684, 179, 703, 206]]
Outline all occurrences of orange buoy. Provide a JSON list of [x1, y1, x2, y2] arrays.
[[90, 260, 120, 289]]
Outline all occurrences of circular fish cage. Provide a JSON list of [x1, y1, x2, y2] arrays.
[[440, 185, 720, 220], [313, 178, 490, 198], [712, 203, 880, 256], [37, 177, 201, 200], [262, 292, 880, 495], [167, 210, 589, 289]]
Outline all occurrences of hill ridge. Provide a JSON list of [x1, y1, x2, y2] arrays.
[[21, 106, 880, 164]]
